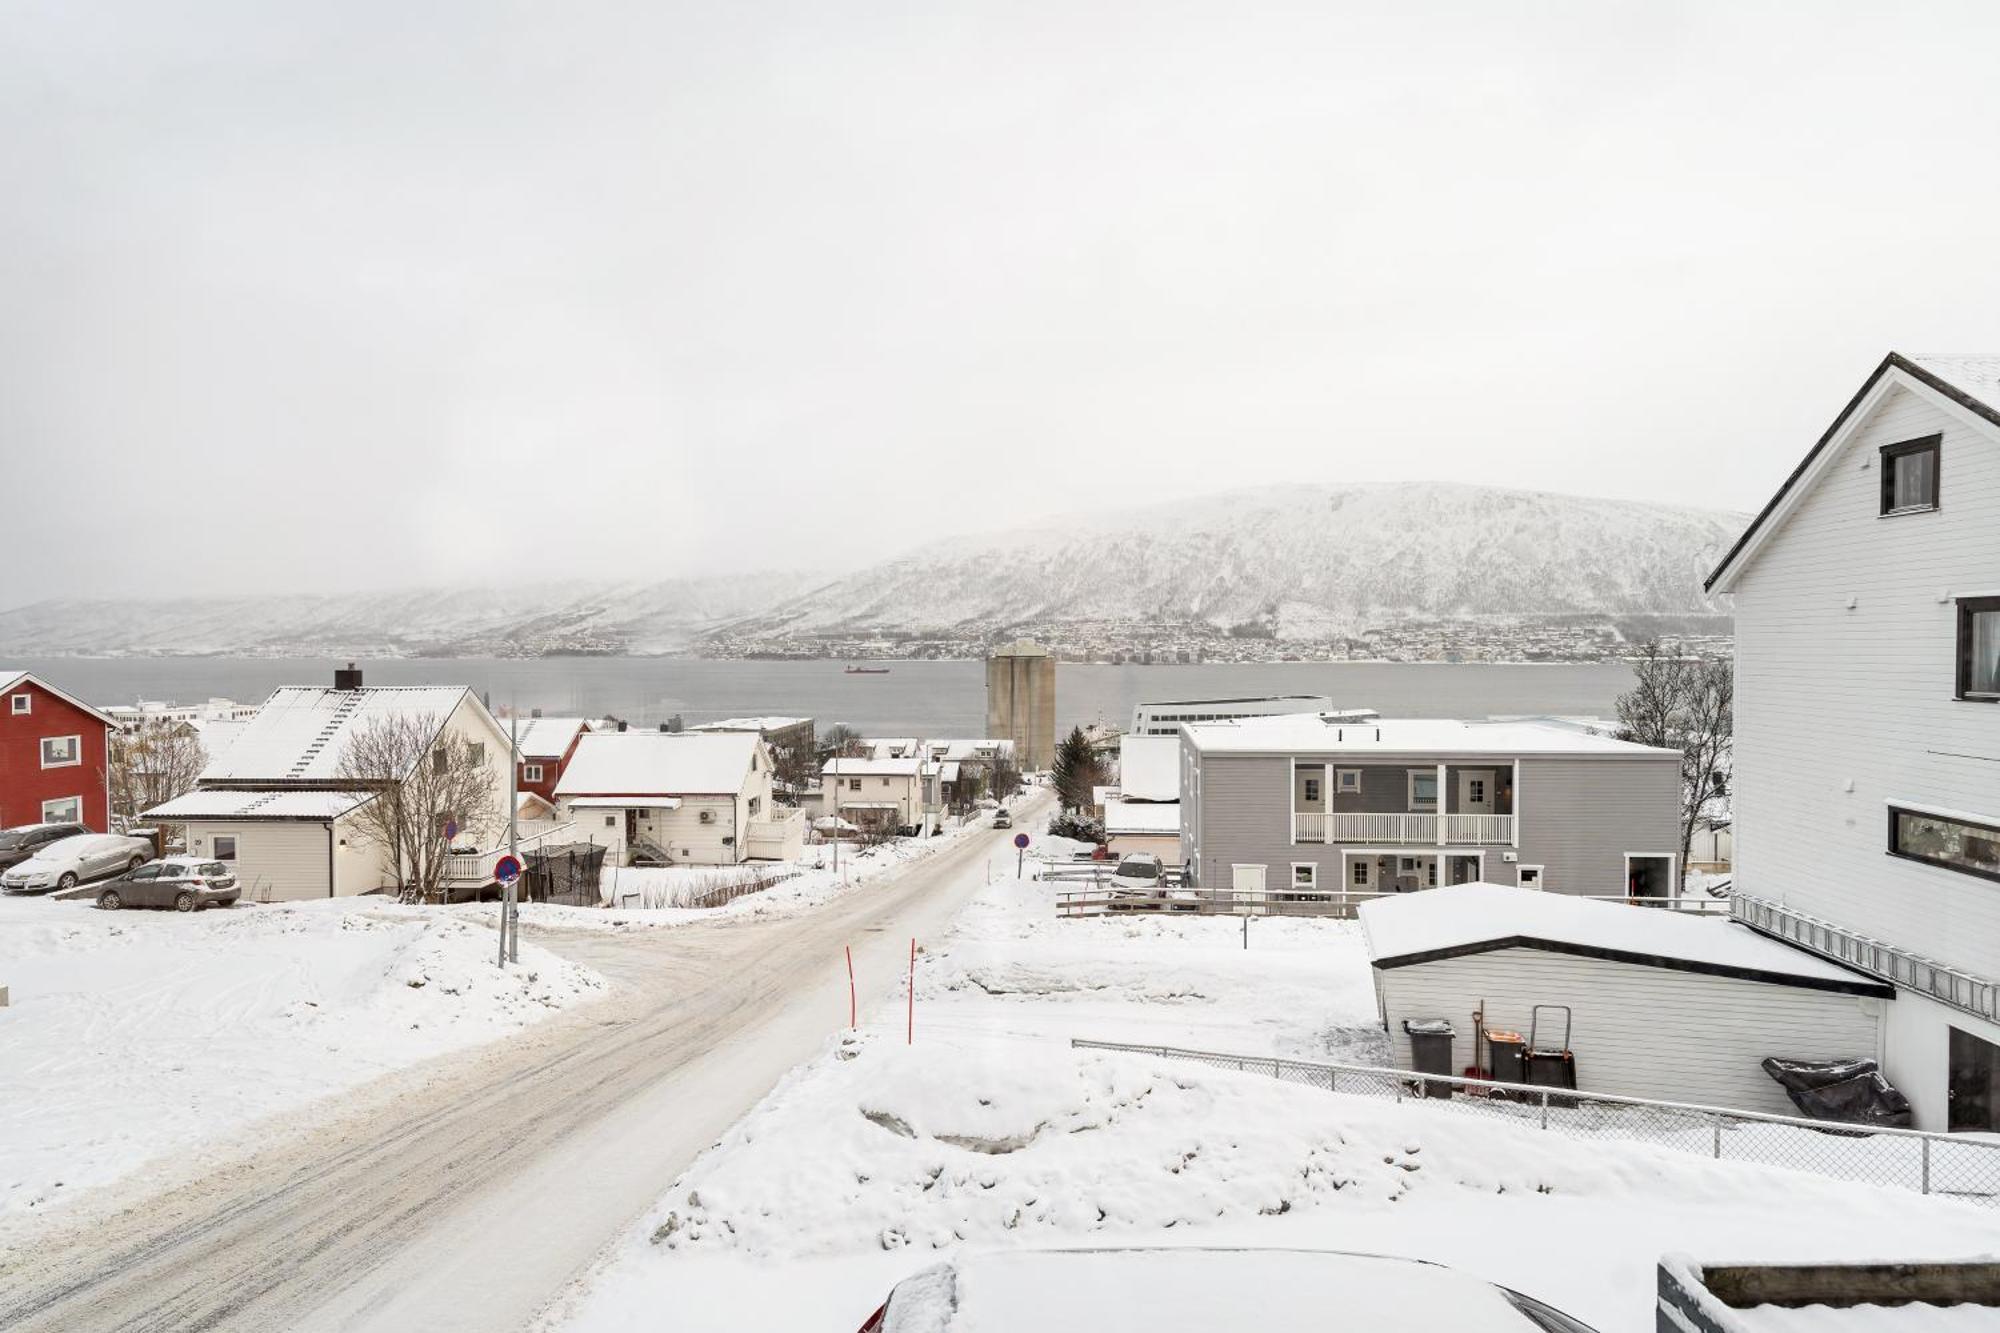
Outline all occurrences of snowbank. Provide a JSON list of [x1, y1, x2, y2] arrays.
[[0, 896, 604, 1218]]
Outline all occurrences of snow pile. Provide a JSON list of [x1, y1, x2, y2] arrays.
[[0, 897, 604, 1217]]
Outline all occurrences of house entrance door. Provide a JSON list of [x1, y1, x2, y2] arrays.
[[1456, 770, 1495, 815], [1950, 1026, 2000, 1132]]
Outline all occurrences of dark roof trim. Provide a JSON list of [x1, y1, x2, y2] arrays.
[[1370, 935, 1895, 998], [1705, 353, 2000, 592]]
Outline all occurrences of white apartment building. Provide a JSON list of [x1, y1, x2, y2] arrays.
[[1130, 695, 1370, 737], [1709, 352, 2000, 1132]]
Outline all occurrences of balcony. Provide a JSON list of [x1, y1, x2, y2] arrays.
[[1732, 892, 2000, 1023], [1292, 811, 1515, 845]]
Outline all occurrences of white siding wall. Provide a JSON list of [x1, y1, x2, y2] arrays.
[[651, 796, 742, 864], [187, 820, 330, 902], [443, 697, 519, 852], [1732, 383, 2000, 978], [1376, 947, 1884, 1116]]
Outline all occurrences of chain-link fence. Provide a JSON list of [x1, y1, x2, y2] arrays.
[[1071, 1038, 2000, 1206]]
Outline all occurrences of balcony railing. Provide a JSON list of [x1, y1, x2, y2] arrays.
[[1732, 891, 2000, 1023], [1292, 812, 1516, 845]]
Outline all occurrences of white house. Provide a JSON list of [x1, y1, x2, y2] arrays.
[[143, 669, 515, 902], [1104, 733, 1181, 863], [1707, 351, 2000, 1132], [554, 731, 800, 865], [1362, 886, 1891, 1117], [822, 756, 928, 832]]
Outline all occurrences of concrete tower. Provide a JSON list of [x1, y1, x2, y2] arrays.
[[985, 639, 1056, 771]]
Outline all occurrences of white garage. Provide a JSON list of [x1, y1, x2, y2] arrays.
[[1359, 885, 1893, 1118]]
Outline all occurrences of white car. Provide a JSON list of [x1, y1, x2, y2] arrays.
[[0, 833, 155, 895], [855, 1248, 1599, 1332]]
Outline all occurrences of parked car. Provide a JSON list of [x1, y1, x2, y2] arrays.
[[0, 822, 88, 872], [94, 857, 240, 912], [0, 833, 155, 895], [993, 809, 1013, 829], [1110, 851, 1164, 893], [855, 1248, 1599, 1332]]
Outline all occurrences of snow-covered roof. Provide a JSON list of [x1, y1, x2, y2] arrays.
[[1117, 735, 1180, 801], [1184, 715, 1677, 759], [1104, 800, 1180, 835], [864, 737, 920, 759], [197, 685, 472, 784], [508, 716, 589, 759], [555, 732, 762, 797], [1906, 353, 2000, 414], [825, 756, 922, 778], [187, 716, 251, 762], [145, 789, 375, 821], [690, 715, 810, 733], [928, 738, 1014, 762], [0, 669, 120, 729], [1359, 885, 1890, 995], [567, 795, 683, 810]]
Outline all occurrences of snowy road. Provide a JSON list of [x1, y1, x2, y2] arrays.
[[0, 791, 1048, 1333]]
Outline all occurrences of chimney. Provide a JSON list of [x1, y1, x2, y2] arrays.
[[333, 662, 363, 691], [617, 720, 628, 733], [658, 722, 670, 732], [531, 707, 542, 718]]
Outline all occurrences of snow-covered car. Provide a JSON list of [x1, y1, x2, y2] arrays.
[[94, 856, 241, 912], [0, 821, 89, 872], [992, 810, 1012, 829], [855, 1248, 1599, 1332], [0, 833, 154, 895], [1106, 852, 1173, 907]]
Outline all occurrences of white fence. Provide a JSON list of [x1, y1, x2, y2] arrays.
[[1295, 812, 1517, 845]]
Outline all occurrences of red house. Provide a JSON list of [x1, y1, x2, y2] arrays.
[[0, 670, 117, 832], [509, 716, 590, 804]]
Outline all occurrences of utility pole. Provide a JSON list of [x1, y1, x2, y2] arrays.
[[501, 712, 519, 968]]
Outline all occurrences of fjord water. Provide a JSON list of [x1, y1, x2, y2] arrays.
[[24, 657, 1638, 735]]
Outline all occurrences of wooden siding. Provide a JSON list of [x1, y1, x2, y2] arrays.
[[1732, 383, 2000, 978], [1376, 946, 1884, 1116], [187, 820, 329, 902]]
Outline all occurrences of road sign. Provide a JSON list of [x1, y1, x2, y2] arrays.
[[1013, 833, 1030, 849], [443, 819, 459, 842], [494, 854, 522, 886]]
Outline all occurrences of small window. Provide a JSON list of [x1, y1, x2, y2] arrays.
[[748, 796, 761, 816], [1518, 865, 1544, 889], [1351, 859, 1370, 887], [605, 815, 616, 828], [40, 796, 81, 823], [1301, 776, 1322, 803], [1468, 778, 1486, 804], [130, 865, 162, 881], [9, 692, 28, 715], [1880, 435, 1940, 515], [1959, 597, 2000, 701], [1336, 769, 1361, 794], [849, 778, 863, 792], [468, 742, 485, 766], [1291, 862, 1317, 890], [212, 835, 238, 861], [40, 735, 81, 768], [522, 763, 545, 783], [1890, 806, 2000, 883], [201, 862, 228, 877], [433, 747, 449, 774], [1407, 770, 1438, 809]]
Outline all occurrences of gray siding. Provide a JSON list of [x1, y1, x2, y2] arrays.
[[1515, 757, 1681, 894], [1377, 947, 1884, 1116], [1190, 755, 1292, 888]]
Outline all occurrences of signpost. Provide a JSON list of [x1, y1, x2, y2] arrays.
[[1013, 831, 1030, 878], [494, 854, 522, 886]]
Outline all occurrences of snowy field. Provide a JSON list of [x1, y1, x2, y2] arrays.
[[541, 863, 2000, 1333], [0, 895, 603, 1222]]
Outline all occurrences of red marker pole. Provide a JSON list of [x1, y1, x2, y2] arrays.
[[845, 944, 857, 1029], [906, 937, 916, 1044]]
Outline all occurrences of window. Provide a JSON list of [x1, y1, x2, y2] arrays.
[[1291, 862, 1317, 890], [1468, 778, 1486, 804], [468, 743, 485, 766], [604, 815, 616, 828], [40, 735, 80, 768], [1959, 597, 2000, 701], [1880, 435, 1940, 515], [128, 866, 161, 882], [1518, 865, 1544, 889], [212, 835, 238, 861], [1890, 806, 2000, 883], [849, 778, 863, 791], [748, 796, 761, 816], [433, 747, 449, 774], [523, 763, 545, 783], [1336, 769, 1361, 794], [40, 796, 81, 823], [1407, 769, 1438, 809], [1351, 859, 1370, 887], [9, 692, 28, 715], [1301, 776, 1321, 803]]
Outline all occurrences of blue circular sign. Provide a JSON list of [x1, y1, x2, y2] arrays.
[[494, 854, 523, 885], [1013, 833, 1030, 849], [444, 819, 460, 842]]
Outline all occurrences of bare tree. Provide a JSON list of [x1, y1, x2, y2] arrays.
[[989, 754, 1022, 804], [108, 720, 208, 829], [770, 735, 818, 798], [336, 713, 497, 901], [1615, 640, 1733, 886], [818, 723, 869, 759]]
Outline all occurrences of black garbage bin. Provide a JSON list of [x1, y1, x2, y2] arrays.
[[1402, 1018, 1455, 1099], [1485, 1028, 1526, 1088]]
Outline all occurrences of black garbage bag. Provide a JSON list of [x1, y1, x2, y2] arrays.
[[1761, 1057, 1913, 1128]]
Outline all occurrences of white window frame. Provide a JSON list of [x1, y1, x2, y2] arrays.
[[1406, 768, 1438, 810], [40, 796, 81, 824], [9, 692, 29, 715], [1349, 857, 1371, 888], [1517, 864, 1545, 889], [1335, 768, 1361, 794], [41, 734, 82, 769], [1301, 775, 1322, 804], [1622, 851, 1680, 897], [212, 834, 239, 861], [522, 762, 546, 783], [1290, 861, 1317, 891]]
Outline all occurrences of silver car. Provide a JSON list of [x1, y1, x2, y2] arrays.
[[0, 833, 155, 895]]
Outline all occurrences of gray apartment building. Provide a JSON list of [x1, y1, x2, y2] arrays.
[[1178, 715, 1682, 897]]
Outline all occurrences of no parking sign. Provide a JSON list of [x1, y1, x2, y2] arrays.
[[494, 854, 522, 886]]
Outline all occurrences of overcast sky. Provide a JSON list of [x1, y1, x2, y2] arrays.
[[5, 1, 1998, 605]]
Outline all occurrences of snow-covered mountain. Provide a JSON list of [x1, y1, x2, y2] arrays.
[[0, 482, 1745, 658], [720, 482, 1745, 641]]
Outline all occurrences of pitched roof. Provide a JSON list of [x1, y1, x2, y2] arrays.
[[1706, 352, 2000, 592], [0, 669, 120, 729], [145, 788, 376, 821], [1359, 885, 1890, 997], [554, 731, 761, 797], [197, 686, 472, 784], [509, 716, 589, 759]]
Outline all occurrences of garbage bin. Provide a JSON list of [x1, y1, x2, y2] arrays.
[[1402, 1018, 1456, 1099], [1484, 1028, 1526, 1087]]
